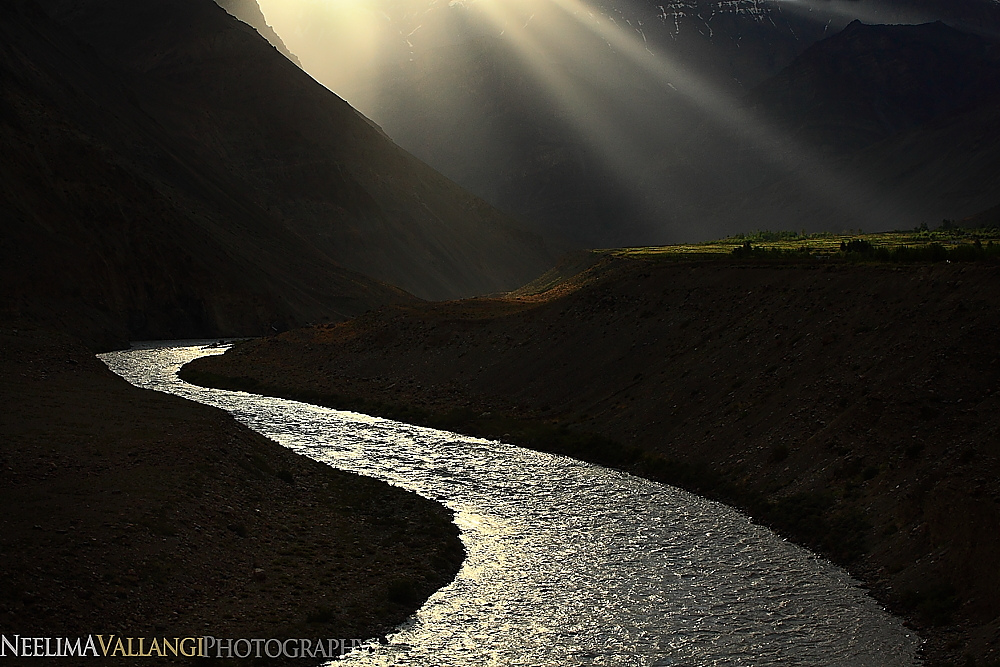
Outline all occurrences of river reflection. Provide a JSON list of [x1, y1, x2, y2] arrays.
[[101, 342, 919, 667]]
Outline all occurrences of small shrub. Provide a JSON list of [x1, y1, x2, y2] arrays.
[[843, 238, 874, 254]]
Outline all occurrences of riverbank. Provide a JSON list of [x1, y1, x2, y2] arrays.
[[183, 255, 1000, 666], [0, 326, 464, 665]]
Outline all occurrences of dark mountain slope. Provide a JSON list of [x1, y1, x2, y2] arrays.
[[35, 0, 554, 301], [843, 94, 1000, 224], [696, 22, 1000, 234], [697, 96, 1000, 236], [1, 0, 415, 348], [747, 20, 1000, 153], [965, 201, 1000, 227]]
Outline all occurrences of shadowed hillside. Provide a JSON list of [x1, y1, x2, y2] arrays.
[[746, 20, 1000, 154], [693, 20, 1000, 238], [1, 0, 553, 349], [2, 0, 415, 349], [35, 0, 554, 301]]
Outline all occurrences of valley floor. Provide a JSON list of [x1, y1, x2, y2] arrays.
[[185, 255, 1000, 667]]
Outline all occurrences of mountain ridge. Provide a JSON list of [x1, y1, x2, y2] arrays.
[[692, 20, 1000, 235], [1, 0, 420, 348], [214, 0, 301, 66], [746, 19, 1000, 153], [2, 0, 555, 347]]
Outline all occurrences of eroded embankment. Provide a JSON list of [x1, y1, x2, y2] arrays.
[[183, 257, 1000, 667], [0, 327, 464, 666]]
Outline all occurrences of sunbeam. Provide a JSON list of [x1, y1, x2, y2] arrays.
[[464, 0, 666, 213], [255, 0, 951, 243], [255, 0, 413, 109], [542, 0, 922, 235]]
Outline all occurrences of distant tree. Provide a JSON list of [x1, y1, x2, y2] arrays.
[[732, 241, 755, 258], [844, 239, 874, 254]]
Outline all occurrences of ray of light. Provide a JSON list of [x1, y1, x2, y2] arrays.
[[541, 0, 919, 232], [470, 0, 651, 155], [462, 0, 683, 235], [256, 0, 409, 109], [256, 0, 931, 241]]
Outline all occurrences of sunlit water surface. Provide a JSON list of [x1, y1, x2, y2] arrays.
[[101, 343, 920, 667]]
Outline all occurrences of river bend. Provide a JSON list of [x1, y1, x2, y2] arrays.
[[100, 342, 919, 667]]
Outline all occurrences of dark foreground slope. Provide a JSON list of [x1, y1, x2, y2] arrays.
[[0, 0, 415, 349], [186, 256, 1000, 666], [34, 0, 553, 302], [0, 326, 464, 664]]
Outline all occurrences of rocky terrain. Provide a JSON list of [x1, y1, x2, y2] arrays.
[[186, 254, 1000, 666], [0, 325, 465, 665]]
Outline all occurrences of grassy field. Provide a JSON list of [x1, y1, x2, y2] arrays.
[[611, 226, 1000, 260]]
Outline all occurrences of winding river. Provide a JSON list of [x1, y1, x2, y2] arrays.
[[101, 342, 920, 667]]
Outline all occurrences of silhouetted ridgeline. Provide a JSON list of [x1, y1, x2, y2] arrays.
[[709, 19, 1000, 237], [214, 0, 301, 66], [186, 256, 1000, 666]]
